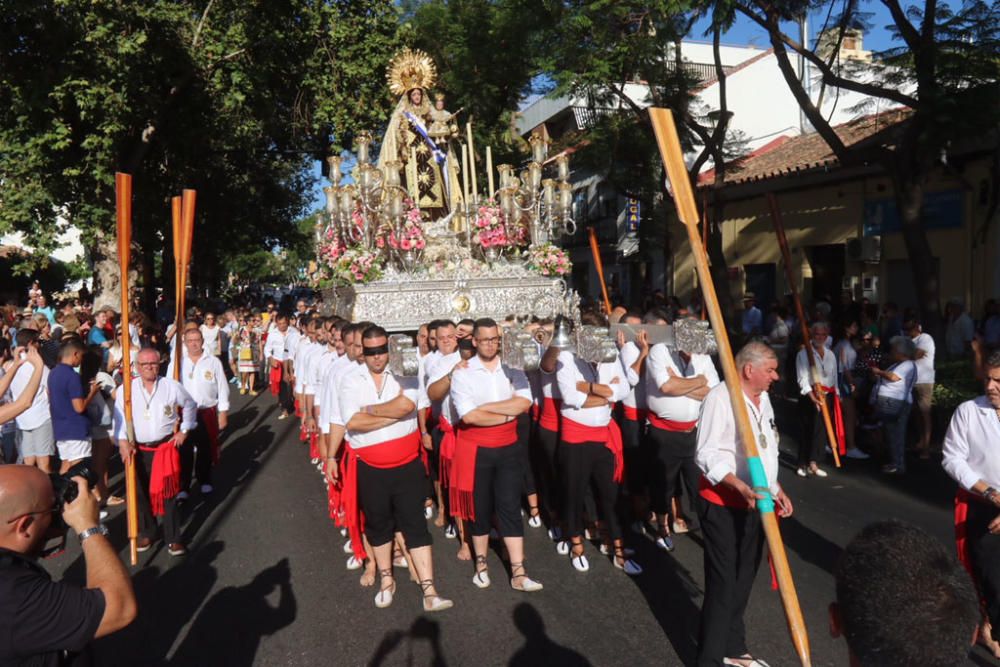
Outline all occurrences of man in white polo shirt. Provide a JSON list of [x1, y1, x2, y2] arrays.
[[645, 319, 719, 551]]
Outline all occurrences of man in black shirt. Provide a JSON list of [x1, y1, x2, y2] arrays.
[[0, 466, 137, 665]]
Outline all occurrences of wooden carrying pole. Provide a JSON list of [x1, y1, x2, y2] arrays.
[[767, 193, 841, 468], [587, 227, 613, 315], [115, 173, 140, 566], [649, 108, 811, 666], [172, 191, 196, 380]]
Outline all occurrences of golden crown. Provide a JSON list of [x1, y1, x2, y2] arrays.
[[386, 48, 437, 96]]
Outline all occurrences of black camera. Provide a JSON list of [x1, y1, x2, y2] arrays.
[[50, 461, 98, 513]]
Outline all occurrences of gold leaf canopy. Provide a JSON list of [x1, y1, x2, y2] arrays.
[[386, 48, 437, 96]]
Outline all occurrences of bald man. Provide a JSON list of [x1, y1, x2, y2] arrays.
[[0, 466, 136, 663]]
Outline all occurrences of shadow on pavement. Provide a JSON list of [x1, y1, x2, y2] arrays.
[[92, 540, 225, 666], [369, 617, 448, 667], [169, 557, 296, 666], [780, 515, 844, 575], [508, 602, 592, 667]]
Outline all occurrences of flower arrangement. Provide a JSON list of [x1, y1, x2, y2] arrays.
[[333, 247, 385, 285], [527, 243, 571, 277], [317, 227, 347, 266], [473, 205, 510, 249], [377, 222, 426, 252]]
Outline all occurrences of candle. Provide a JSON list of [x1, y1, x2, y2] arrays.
[[486, 146, 495, 201], [466, 122, 478, 202], [461, 143, 470, 203]]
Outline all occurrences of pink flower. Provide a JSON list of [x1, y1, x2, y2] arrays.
[[416, 239, 425, 249], [401, 239, 411, 250]]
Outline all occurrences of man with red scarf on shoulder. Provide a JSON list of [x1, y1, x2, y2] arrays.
[[337, 325, 452, 612], [449, 318, 542, 593], [114, 347, 197, 557]]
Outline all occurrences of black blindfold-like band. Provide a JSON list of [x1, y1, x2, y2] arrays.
[[457, 338, 475, 350], [363, 344, 389, 356]]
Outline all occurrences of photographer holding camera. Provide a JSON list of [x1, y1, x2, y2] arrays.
[[0, 465, 137, 665]]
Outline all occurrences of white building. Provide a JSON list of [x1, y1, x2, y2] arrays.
[[517, 32, 896, 304]]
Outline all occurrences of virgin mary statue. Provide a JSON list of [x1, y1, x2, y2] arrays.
[[377, 49, 462, 223]]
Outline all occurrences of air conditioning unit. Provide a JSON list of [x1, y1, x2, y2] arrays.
[[846, 236, 881, 263]]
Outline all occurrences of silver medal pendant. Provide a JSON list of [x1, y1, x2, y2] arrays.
[[758, 432, 768, 450]]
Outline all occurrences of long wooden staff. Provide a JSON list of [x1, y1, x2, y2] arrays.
[[649, 108, 811, 666], [172, 190, 196, 380], [587, 227, 612, 315], [171, 196, 184, 380], [767, 193, 841, 467], [115, 173, 140, 566]]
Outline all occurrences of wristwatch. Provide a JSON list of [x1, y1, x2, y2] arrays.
[[983, 486, 999, 504], [78, 524, 109, 544]]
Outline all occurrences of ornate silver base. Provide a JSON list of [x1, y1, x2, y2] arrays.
[[323, 274, 571, 331]]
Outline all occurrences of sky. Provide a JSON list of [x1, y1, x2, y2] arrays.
[[309, 1, 904, 212]]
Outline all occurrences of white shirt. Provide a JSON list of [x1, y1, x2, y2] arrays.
[[450, 356, 532, 422], [912, 332, 936, 384], [168, 353, 230, 411], [556, 351, 628, 427], [305, 347, 336, 397], [200, 324, 221, 356], [942, 396, 1000, 491], [264, 329, 289, 362], [11, 363, 50, 430], [646, 345, 720, 422], [339, 366, 419, 448], [113, 377, 197, 443], [427, 351, 461, 425], [285, 328, 303, 361], [796, 346, 839, 396], [619, 341, 647, 410], [325, 359, 364, 429], [696, 383, 782, 496], [317, 354, 350, 434], [873, 360, 917, 403], [292, 338, 315, 392]]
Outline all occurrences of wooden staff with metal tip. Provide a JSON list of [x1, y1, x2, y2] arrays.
[[115, 173, 140, 566], [648, 108, 812, 666], [587, 227, 613, 316], [767, 193, 842, 467]]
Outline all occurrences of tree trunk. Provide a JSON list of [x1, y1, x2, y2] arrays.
[[706, 197, 736, 330], [893, 168, 943, 337], [90, 229, 137, 312]]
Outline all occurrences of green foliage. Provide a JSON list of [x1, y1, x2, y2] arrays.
[[0, 0, 401, 293], [403, 0, 550, 165], [933, 358, 981, 411]]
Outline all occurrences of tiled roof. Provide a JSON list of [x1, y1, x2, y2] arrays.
[[698, 107, 912, 186]]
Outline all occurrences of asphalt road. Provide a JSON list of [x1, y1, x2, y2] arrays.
[[43, 391, 1000, 667]]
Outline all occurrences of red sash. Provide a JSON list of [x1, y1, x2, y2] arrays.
[[538, 397, 562, 432], [268, 364, 282, 396], [197, 406, 221, 466], [648, 412, 697, 432], [342, 431, 422, 561], [698, 474, 750, 509], [326, 448, 344, 526], [308, 431, 319, 460], [821, 385, 847, 456], [955, 488, 985, 581], [438, 415, 456, 487], [138, 440, 181, 517], [450, 421, 518, 521], [622, 405, 648, 422], [294, 398, 302, 418], [560, 417, 625, 483]]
